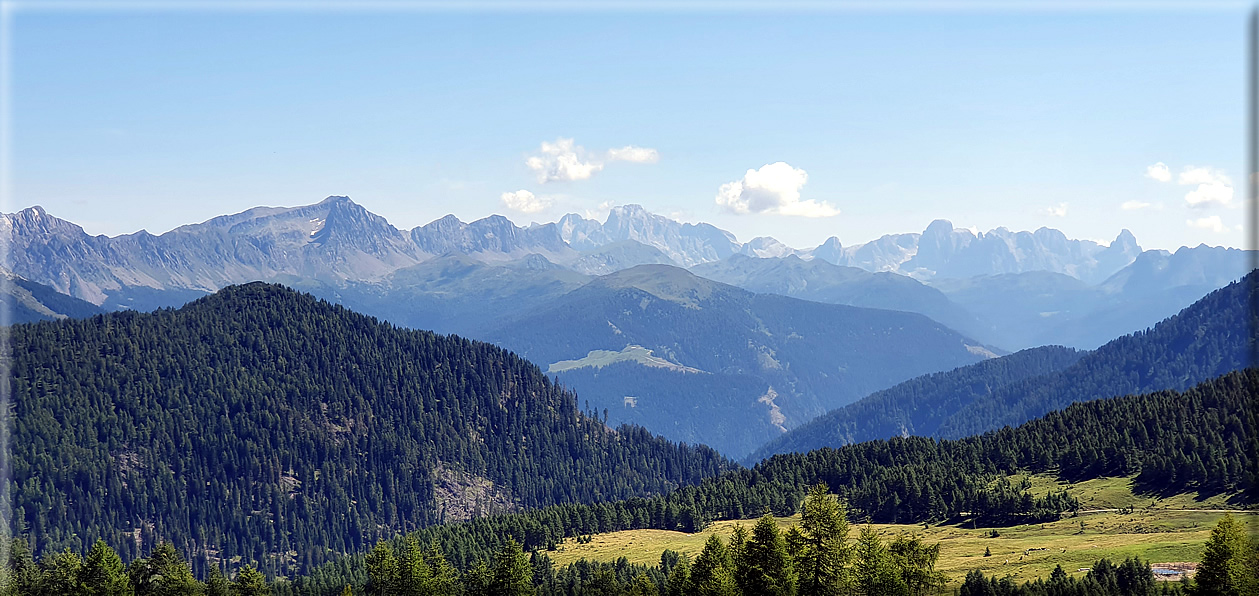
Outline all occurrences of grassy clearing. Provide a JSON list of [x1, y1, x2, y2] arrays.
[[547, 475, 1255, 587]]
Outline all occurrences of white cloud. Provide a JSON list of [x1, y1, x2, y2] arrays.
[[715, 162, 839, 218], [1178, 166, 1234, 208], [1186, 215, 1228, 233], [1121, 200, 1152, 211], [1145, 162, 1171, 182], [526, 138, 659, 183], [526, 138, 603, 183], [500, 189, 552, 214], [606, 146, 659, 164], [1042, 202, 1069, 217]]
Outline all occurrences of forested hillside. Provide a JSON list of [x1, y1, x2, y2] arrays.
[[752, 272, 1255, 460], [279, 369, 1255, 592], [7, 283, 731, 577], [484, 265, 993, 437]]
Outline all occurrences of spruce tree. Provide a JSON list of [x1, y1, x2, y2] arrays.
[[691, 535, 738, 596], [797, 483, 851, 596], [1193, 514, 1258, 596], [205, 567, 230, 596], [742, 514, 797, 596], [230, 565, 268, 596], [363, 541, 397, 596], [489, 539, 532, 596], [38, 549, 84, 595], [80, 540, 130, 596], [854, 526, 909, 596]]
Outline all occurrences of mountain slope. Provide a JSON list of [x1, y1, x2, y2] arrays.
[[752, 271, 1256, 460], [482, 265, 994, 454], [1, 272, 104, 324], [690, 253, 982, 341], [288, 253, 591, 334], [929, 244, 1254, 350], [290, 368, 1257, 591], [9, 283, 730, 574], [747, 345, 1084, 462]]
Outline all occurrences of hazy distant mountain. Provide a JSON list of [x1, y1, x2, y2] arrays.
[[930, 244, 1254, 350], [751, 271, 1255, 461], [570, 240, 679, 276], [6, 197, 1249, 354], [738, 236, 799, 259], [558, 205, 741, 267], [690, 254, 983, 341], [289, 253, 591, 335], [1, 272, 103, 324], [482, 264, 994, 455], [812, 221, 1143, 283], [410, 214, 576, 264], [1, 197, 426, 305]]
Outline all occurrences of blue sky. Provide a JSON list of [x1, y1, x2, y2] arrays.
[[8, 4, 1250, 250]]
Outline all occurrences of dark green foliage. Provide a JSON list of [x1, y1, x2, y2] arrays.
[[960, 557, 1183, 596], [284, 369, 1254, 594], [1192, 514, 1259, 596], [9, 283, 730, 577], [750, 345, 1082, 461], [81, 539, 130, 596], [737, 514, 796, 596], [231, 565, 270, 596], [754, 273, 1254, 461]]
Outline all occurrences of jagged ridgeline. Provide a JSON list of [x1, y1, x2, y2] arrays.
[[7, 283, 731, 575]]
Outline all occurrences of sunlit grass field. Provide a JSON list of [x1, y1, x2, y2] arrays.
[[547, 475, 1255, 587]]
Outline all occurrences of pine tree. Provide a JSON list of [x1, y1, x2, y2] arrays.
[[742, 514, 797, 596], [38, 549, 84, 595], [230, 565, 268, 596], [461, 560, 493, 596], [888, 534, 946, 596], [129, 543, 200, 596], [796, 483, 851, 596], [665, 557, 692, 596], [205, 567, 230, 596], [489, 539, 532, 596], [80, 540, 130, 596], [6, 538, 39, 595], [1193, 514, 1258, 596], [854, 526, 909, 596], [396, 535, 433, 596], [364, 541, 398, 596], [691, 535, 738, 596]]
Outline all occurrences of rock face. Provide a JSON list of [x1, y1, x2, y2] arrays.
[[810, 220, 1143, 283], [410, 214, 575, 263], [2, 196, 583, 306], [2, 197, 427, 304], [558, 205, 741, 267]]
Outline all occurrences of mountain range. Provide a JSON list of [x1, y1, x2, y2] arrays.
[[480, 264, 994, 457], [749, 270, 1257, 461], [5, 196, 1254, 459]]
